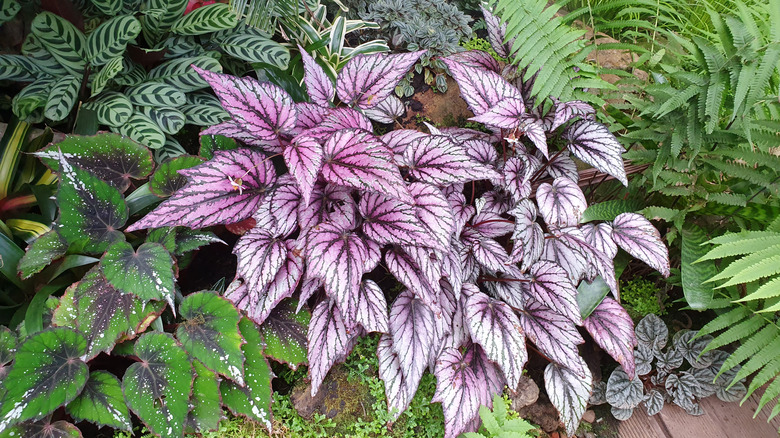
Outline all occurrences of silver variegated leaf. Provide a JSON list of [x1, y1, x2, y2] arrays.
[[635, 314, 668, 350], [307, 300, 356, 396], [584, 297, 637, 376], [377, 334, 414, 419], [359, 192, 438, 248], [526, 261, 581, 324], [606, 368, 643, 410], [305, 223, 368, 305], [674, 331, 714, 369], [644, 389, 664, 416], [544, 358, 593, 436], [563, 119, 627, 186], [521, 298, 585, 375], [363, 95, 405, 124], [432, 348, 483, 438], [385, 246, 440, 309], [536, 177, 587, 229], [611, 213, 670, 277], [339, 279, 388, 334], [390, 290, 437, 391]]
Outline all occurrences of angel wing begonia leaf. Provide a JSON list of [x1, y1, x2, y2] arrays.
[[336, 51, 425, 109], [466, 291, 527, 388], [546, 151, 579, 182], [563, 119, 627, 186], [307, 300, 355, 396], [128, 148, 275, 230], [584, 297, 637, 376], [283, 135, 323, 206], [611, 213, 670, 277], [359, 192, 438, 248], [363, 95, 405, 124], [298, 46, 335, 107], [377, 334, 414, 419], [390, 290, 438, 388], [306, 222, 368, 304], [527, 261, 582, 324], [322, 129, 412, 203], [405, 135, 501, 186], [297, 182, 357, 231], [442, 58, 522, 116], [521, 298, 585, 375], [432, 348, 482, 438], [552, 100, 595, 131], [234, 228, 287, 294], [301, 107, 373, 141], [545, 359, 593, 436], [409, 182, 456, 250], [470, 97, 526, 129], [445, 50, 501, 72], [536, 177, 587, 229], [385, 247, 440, 313]]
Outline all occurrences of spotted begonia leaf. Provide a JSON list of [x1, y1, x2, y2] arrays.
[[409, 183, 456, 250], [188, 361, 221, 433], [339, 279, 389, 333], [17, 230, 68, 280], [306, 222, 367, 304], [445, 50, 501, 72], [322, 129, 412, 203], [123, 332, 193, 438], [377, 334, 413, 419], [100, 241, 176, 309], [52, 267, 164, 360], [0, 328, 88, 431], [563, 119, 627, 186], [308, 300, 356, 395], [469, 97, 525, 129], [545, 359, 593, 436], [283, 135, 322, 205], [536, 177, 587, 229], [432, 348, 482, 438], [390, 290, 437, 390], [259, 300, 309, 368], [194, 66, 296, 143], [176, 292, 245, 385], [359, 192, 437, 248], [363, 95, 405, 124], [298, 46, 334, 107], [2, 420, 82, 438], [128, 148, 276, 230], [584, 297, 637, 377], [148, 155, 204, 198], [466, 291, 527, 388], [66, 371, 131, 431], [297, 183, 357, 230], [521, 298, 585, 375], [611, 213, 670, 277], [552, 100, 594, 131], [385, 247, 440, 308], [442, 58, 521, 116], [405, 135, 501, 186], [527, 261, 581, 324], [336, 51, 425, 109]]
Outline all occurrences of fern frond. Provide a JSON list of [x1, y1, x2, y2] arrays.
[[719, 323, 778, 377], [702, 314, 765, 351], [731, 333, 780, 383], [740, 277, 780, 303], [707, 245, 780, 286], [698, 305, 753, 338], [700, 232, 780, 260]]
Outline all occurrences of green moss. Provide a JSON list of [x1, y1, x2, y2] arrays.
[[460, 37, 508, 63], [620, 278, 666, 319]]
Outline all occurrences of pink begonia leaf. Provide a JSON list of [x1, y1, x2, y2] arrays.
[[338, 279, 389, 334], [552, 99, 595, 131], [359, 192, 439, 249], [469, 343, 507, 403], [377, 334, 415, 419], [582, 223, 618, 259], [253, 174, 301, 237], [442, 58, 522, 116], [556, 226, 618, 295], [563, 119, 627, 186], [308, 300, 356, 396], [470, 211, 514, 238], [611, 213, 670, 277], [480, 190, 514, 215], [508, 200, 544, 269], [128, 148, 275, 231], [297, 182, 357, 231], [385, 247, 440, 309], [584, 297, 637, 376], [441, 241, 466, 297], [447, 191, 475, 237], [438, 282, 469, 352], [380, 129, 428, 158], [521, 297, 585, 375], [294, 102, 329, 130], [409, 182, 456, 251], [466, 291, 527, 388], [362, 95, 405, 124], [482, 265, 525, 310], [527, 261, 582, 324], [234, 227, 287, 295], [322, 129, 412, 203], [305, 223, 368, 305], [404, 245, 443, 298], [462, 139, 498, 170], [432, 348, 483, 438], [302, 107, 373, 141], [541, 229, 589, 283], [283, 135, 323, 206], [481, 6, 514, 59], [297, 277, 322, 313], [404, 135, 501, 186], [545, 359, 592, 436], [336, 51, 425, 109], [193, 66, 296, 142], [440, 127, 495, 144], [446, 50, 501, 72], [364, 239, 381, 273], [502, 156, 535, 202], [470, 97, 526, 129], [546, 151, 579, 182], [462, 228, 509, 272], [520, 115, 549, 158], [390, 290, 438, 388], [298, 46, 335, 107], [536, 177, 587, 229]]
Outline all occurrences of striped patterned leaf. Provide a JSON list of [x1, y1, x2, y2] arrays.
[[114, 59, 146, 86], [126, 82, 186, 107], [139, 106, 186, 135], [181, 103, 229, 126], [359, 192, 437, 248], [432, 348, 482, 438], [221, 33, 290, 69], [336, 51, 425, 109], [583, 297, 637, 376], [390, 290, 437, 390], [298, 46, 334, 106], [545, 359, 592, 436], [91, 0, 122, 16], [118, 111, 166, 149], [536, 177, 587, 229], [611, 213, 670, 277], [21, 34, 68, 76], [83, 92, 133, 127], [563, 119, 627, 186], [141, 0, 188, 45], [404, 135, 501, 186], [377, 334, 414, 419], [305, 222, 368, 304], [0, 55, 41, 82], [86, 15, 141, 66], [0, 0, 20, 25], [148, 56, 222, 92], [521, 297, 584, 374], [90, 57, 123, 96], [283, 135, 322, 205], [171, 3, 238, 35], [30, 12, 86, 76], [442, 56, 521, 116], [44, 76, 80, 122], [12, 78, 52, 120], [307, 300, 354, 396]]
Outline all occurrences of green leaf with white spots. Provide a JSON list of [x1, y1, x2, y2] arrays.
[[148, 155, 204, 197], [220, 33, 290, 69], [181, 103, 229, 126], [188, 361, 221, 433], [100, 241, 176, 308], [122, 332, 193, 438], [139, 106, 185, 135], [171, 3, 238, 35], [0, 328, 88, 431], [36, 132, 154, 193], [175, 229, 223, 256], [30, 12, 86, 76], [83, 92, 133, 128], [259, 300, 309, 368], [90, 57, 124, 96], [148, 56, 222, 92], [145, 227, 178, 253], [177, 292, 245, 384], [126, 82, 186, 108], [0, 327, 15, 365], [55, 155, 128, 254], [118, 112, 166, 149], [52, 267, 165, 359], [17, 230, 68, 279], [66, 371, 131, 431], [87, 15, 141, 66]]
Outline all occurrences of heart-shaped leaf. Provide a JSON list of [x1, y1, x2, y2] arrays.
[[611, 213, 670, 277], [299, 46, 334, 107], [148, 155, 204, 197], [283, 135, 323, 205], [563, 119, 627, 186], [545, 359, 592, 436], [100, 241, 176, 308], [635, 314, 668, 350], [306, 222, 368, 305], [536, 177, 587, 229], [404, 135, 501, 186], [527, 261, 581, 324], [336, 51, 425, 109], [362, 95, 405, 124], [584, 297, 637, 376], [259, 300, 309, 369], [469, 97, 526, 129], [606, 367, 643, 409], [66, 371, 131, 431], [432, 348, 482, 438]]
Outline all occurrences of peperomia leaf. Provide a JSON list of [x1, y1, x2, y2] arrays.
[[259, 300, 309, 368], [122, 332, 194, 438], [611, 406, 634, 421], [404, 135, 501, 186], [674, 331, 714, 369], [389, 290, 437, 391], [306, 223, 368, 305], [526, 261, 581, 324], [635, 345, 654, 376], [100, 241, 176, 308], [606, 368, 643, 410], [545, 359, 592, 436], [66, 370, 131, 431], [17, 230, 68, 279], [442, 58, 521, 116], [177, 292, 245, 384], [635, 314, 668, 350], [340, 279, 389, 333], [359, 192, 437, 248], [0, 328, 88, 431], [283, 135, 323, 205], [563, 119, 627, 186], [611, 213, 670, 277], [584, 297, 637, 377], [336, 51, 425, 109], [536, 177, 587, 229], [644, 389, 664, 416], [148, 155, 204, 197], [521, 298, 585, 375], [52, 267, 164, 359], [189, 361, 221, 433], [307, 300, 354, 396], [666, 372, 699, 409], [377, 334, 412, 419], [298, 46, 334, 107], [466, 291, 527, 388], [128, 148, 276, 230], [432, 348, 482, 438]]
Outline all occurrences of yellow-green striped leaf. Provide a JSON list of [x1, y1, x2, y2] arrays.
[[30, 12, 86, 76], [90, 57, 124, 96], [86, 15, 141, 66], [220, 33, 290, 69], [83, 92, 133, 127], [126, 82, 186, 107], [118, 111, 166, 149], [44, 76, 80, 122], [171, 3, 238, 36]]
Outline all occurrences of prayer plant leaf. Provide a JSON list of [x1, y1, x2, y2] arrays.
[[176, 292, 245, 385], [611, 213, 670, 277], [405, 135, 501, 186], [283, 135, 323, 206], [536, 177, 587, 229], [306, 222, 368, 305], [442, 57, 521, 116], [322, 129, 412, 203], [128, 148, 276, 231], [377, 334, 413, 419], [359, 192, 438, 249], [563, 119, 627, 186], [100, 240, 176, 309], [390, 290, 437, 389], [66, 370, 131, 431], [584, 297, 637, 377], [148, 155, 204, 198], [545, 359, 592, 436], [0, 328, 88, 431], [259, 300, 309, 368], [432, 348, 482, 438], [527, 261, 581, 324], [123, 333, 193, 438], [298, 46, 334, 107], [52, 267, 164, 360], [336, 50, 425, 109], [521, 298, 585, 374], [307, 300, 354, 396]]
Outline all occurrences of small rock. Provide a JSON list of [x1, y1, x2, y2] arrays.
[[517, 393, 560, 433], [510, 376, 540, 410], [582, 409, 596, 424], [290, 366, 372, 422]]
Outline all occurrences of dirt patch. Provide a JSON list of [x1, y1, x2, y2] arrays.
[[401, 81, 473, 129]]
